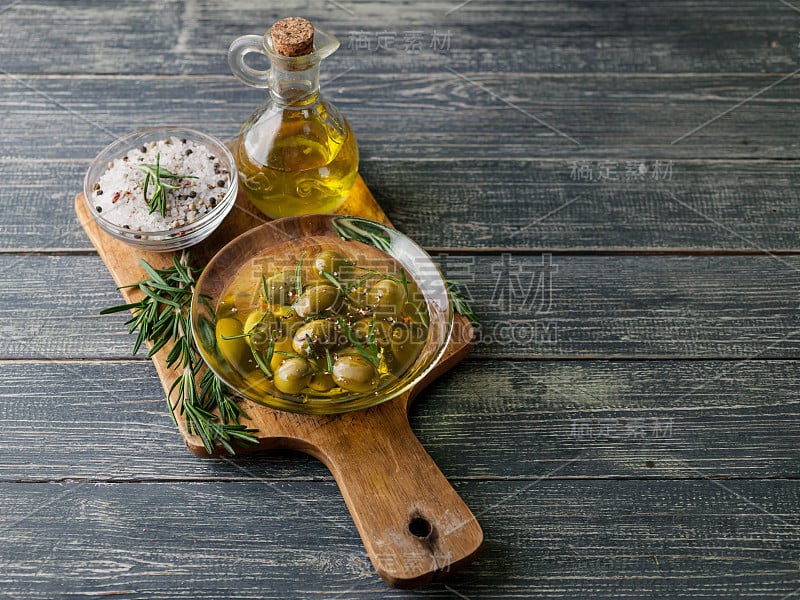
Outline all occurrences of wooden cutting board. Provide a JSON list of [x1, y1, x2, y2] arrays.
[[75, 174, 483, 588]]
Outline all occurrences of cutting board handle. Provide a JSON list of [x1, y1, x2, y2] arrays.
[[310, 397, 484, 588]]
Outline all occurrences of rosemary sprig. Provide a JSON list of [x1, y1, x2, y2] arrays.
[[100, 251, 258, 455], [251, 341, 274, 379], [331, 218, 392, 252], [331, 218, 478, 322], [336, 317, 380, 368], [138, 152, 197, 218], [294, 251, 305, 295], [100, 243, 477, 454], [260, 274, 271, 304], [320, 270, 347, 295], [281, 253, 306, 318], [447, 279, 479, 324]]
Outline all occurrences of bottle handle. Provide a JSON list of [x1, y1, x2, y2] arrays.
[[228, 35, 271, 89]]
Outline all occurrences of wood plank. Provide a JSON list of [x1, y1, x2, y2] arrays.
[[0, 358, 798, 481], [2, 254, 799, 359], [10, 159, 800, 252], [2, 1, 797, 75], [2, 74, 800, 161], [0, 479, 798, 598], [76, 188, 482, 586]]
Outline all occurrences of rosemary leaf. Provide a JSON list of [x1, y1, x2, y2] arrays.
[[101, 251, 258, 455], [336, 318, 380, 368], [260, 274, 270, 305], [320, 270, 346, 295], [294, 252, 305, 298], [251, 342, 273, 379], [447, 279, 479, 324], [138, 152, 197, 218]]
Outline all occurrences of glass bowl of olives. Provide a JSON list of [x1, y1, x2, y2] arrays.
[[190, 214, 453, 415]]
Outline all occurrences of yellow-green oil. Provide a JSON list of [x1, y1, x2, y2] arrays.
[[235, 100, 358, 219]]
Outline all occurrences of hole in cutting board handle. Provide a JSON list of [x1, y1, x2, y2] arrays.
[[408, 517, 432, 538]]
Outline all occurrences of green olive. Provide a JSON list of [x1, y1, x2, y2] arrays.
[[215, 317, 248, 367], [389, 323, 426, 374], [313, 250, 348, 280], [294, 284, 340, 318], [272, 307, 304, 338], [282, 316, 304, 338], [332, 355, 378, 393], [269, 337, 294, 372], [217, 290, 254, 319], [367, 279, 406, 317], [263, 270, 296, 306], [243, 310, 277, 350], [273, 357, 312, 394], [243, 310, 264, 334], [335, 346, 363, 358], [353, 318, 393, 348], [292, 319, 338, 355], [401, 301, 429, 328], [272, 304, 293, 318], [308, 372, 336, 392]]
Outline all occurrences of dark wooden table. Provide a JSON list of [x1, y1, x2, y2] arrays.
[[2, 1, 800, 598]]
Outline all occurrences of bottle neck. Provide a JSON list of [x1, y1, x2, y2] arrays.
[[269, 63, 320, 106]]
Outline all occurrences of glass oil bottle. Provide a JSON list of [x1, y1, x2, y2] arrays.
[[228, 17, 358, 218]]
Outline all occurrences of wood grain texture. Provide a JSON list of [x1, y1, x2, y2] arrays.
[[0, 480, 798, 599], [4, 253, 800, 360], [2, 0, 798, 75], [3, 74, 800, 161], [75, 184, 482, 586], [0, 359, 798, 482], [9, 159, 800, 252], [3, 0, 800, 596]]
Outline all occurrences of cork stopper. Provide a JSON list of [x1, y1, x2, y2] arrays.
[[270, 17, 315, 57]]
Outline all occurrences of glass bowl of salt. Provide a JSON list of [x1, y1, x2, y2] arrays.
[[83, 127, 238, 252]]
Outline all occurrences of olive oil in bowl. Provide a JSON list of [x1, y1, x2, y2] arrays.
[[190, 215, 453, 415]]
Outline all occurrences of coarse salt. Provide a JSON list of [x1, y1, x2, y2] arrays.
[[91, 136, 229, 233]]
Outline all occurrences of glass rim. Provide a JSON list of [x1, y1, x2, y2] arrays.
[[83, 126, 237, 238], [190, 214, 454, 415]]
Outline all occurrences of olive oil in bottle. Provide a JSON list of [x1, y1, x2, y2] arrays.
[[228, 17, 358, 218]]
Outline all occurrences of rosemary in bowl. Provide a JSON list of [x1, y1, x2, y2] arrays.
[[84, 127, 238, 252], [101, 243, 477, 454]]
